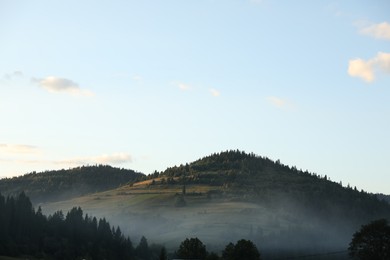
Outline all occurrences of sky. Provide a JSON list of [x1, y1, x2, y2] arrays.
[[1, 0, 389, 194]]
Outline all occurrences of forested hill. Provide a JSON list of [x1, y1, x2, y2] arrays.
[[0, 165, 144, 204], [158, 150, 390, 228]]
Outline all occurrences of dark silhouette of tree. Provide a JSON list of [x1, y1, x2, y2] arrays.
[[0, 192, 136, 259], [159, 246, 167, 260], [136, 236, 151, 260], [206, 252, 220, 260], [177, 237, 208, 260], [0, 193, 6, 247], [222, 239, 261, 260], [222, 242, 235, 260], [349, 219, 390, 259]]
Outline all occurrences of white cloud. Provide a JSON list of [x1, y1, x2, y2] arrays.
[[56, 153, 133, 166], [33, 76, 94, 97], [267, 96, 288, 108], [348, 59, 375, 82], [0, 144, 39, 154], [209, 88, 220, 97], [348, 52, 390, 83], [360, 22, 390, 40], [377, 52, 390, 72]]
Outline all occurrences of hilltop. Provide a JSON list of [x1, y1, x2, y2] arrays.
[[37, 150, 390, 257], [0, 165, 144, 203]]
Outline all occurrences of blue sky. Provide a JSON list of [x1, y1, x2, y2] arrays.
[[1, 0, 390, 194]]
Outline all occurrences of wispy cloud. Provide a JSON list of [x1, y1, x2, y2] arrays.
[[3, 71, 23, 80], [0, 150, 133, 178], [360, 22, 390, 40], [266, 96, 296, 110], [0, 152, 132, 166], [267, 96, 289, 108], [172, 81, 221, 97], [0, 144, 39, 154], [209, 88, 220, 97], [348, 52, 390, 83], [92, 153, 133, 164], [56, 153, 133, 165], [171, 81, 192, 91], [178, 82, 191, 91], [325, 3, 344, 17], [32, 76, 94, 97]]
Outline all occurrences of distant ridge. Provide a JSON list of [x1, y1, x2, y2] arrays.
[[0, 165, 144, 203]]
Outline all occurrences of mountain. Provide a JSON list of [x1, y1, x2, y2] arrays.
[[37, 150, 390, 258], [0, 165, 144, 204]]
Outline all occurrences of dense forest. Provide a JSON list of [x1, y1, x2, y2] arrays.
[[0, 192, 135, 259], [0, 165, 144, 203]]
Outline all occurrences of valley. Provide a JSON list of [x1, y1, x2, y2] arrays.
[[1, 151, 389, 258]]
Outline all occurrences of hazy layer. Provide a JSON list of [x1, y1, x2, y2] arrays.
[[41, 182, 352, 254]]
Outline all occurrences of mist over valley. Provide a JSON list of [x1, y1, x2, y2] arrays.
[[2, 150, 389, 259]]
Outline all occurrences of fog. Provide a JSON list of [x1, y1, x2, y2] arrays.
[[41, 190, 355, 259]]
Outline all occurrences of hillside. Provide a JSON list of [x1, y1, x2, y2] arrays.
[[159, 150, 390, 226], [39, 151, 390, 258], [0, 165, 144, 204]]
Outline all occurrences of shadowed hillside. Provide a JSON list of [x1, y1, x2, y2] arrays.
[[0, 165, 144, 204]]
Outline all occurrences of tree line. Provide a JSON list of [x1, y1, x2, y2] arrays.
[[0, 192, 133, 259]]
